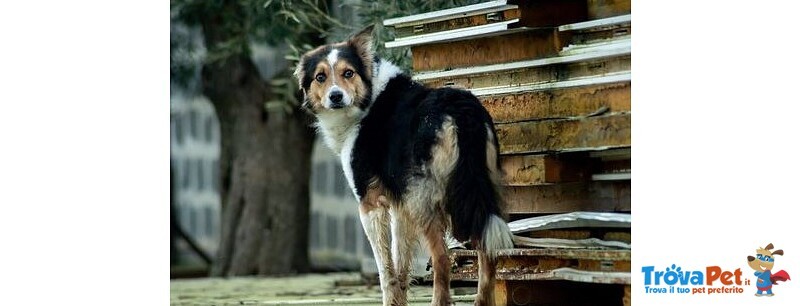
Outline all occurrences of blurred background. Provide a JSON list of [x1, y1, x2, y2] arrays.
[[170, 0, 482, 278]]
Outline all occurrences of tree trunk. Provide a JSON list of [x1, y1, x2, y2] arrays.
[[199, 2, 315, 276]]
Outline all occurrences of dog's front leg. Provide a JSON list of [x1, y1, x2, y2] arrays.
[[360, 199, 397, 306], [390, 206, 417, 305]]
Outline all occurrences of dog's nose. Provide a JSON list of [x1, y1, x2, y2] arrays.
[[329, 91, 343, 107], [748, 256, 755, 262]]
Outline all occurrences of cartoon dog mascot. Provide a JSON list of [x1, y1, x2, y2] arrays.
[[747, 243, 791, 296]]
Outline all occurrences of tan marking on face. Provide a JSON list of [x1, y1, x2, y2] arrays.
[[303, 61, 333, 111], [294, 44, 328, 86], [333, 60, 368, 108]]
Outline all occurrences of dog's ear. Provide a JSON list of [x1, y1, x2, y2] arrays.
[[293, 58, 315, 113], [772, 249, 784, 256], [293, 56, 306, 88], [765, 243, 775, 250], [350, 24, 375, 53], [349, 25, 375, 77]]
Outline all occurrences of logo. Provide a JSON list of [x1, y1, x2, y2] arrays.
[[641, 242, 792, 297], [746, 243, 791, 297], [642, 264, 746, 295]]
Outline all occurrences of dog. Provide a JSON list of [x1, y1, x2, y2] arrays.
[[294, 25, 513, 306], [746, 243, 790, 296]]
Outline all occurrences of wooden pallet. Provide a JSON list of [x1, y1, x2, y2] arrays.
[[384, 1, 632, 305], [438, 249, 631, 306]]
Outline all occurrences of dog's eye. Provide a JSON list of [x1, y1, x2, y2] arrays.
[[315, 73, 326, 83], [343, 69, 354, 79]]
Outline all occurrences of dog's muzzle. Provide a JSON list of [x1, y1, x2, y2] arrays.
[[329, 91, 344, 109]]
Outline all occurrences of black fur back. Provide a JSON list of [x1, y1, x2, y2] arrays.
[[350, 71, 503, 244]]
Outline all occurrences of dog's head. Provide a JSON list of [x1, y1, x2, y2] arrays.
[[747, 243, 783, 272], [294, 25, 375, 115]]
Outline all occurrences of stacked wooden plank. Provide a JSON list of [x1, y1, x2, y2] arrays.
[[384, 1, 631, 305]]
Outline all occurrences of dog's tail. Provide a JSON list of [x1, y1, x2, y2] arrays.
[[444, 93, 513, 258]]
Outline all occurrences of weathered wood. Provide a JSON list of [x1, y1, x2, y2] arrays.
[[504, 181, 631, 214], [559, 14, 631, 32], [495, 113, 630, 154], [528, 228, 631, 241], [579, 259, 631, 272], [623, 284, 631, 306], [473, 71, 630, 97], [496, 256, 629, 274], [591, 147, 631, 160], [544, 154, 593, 183], [450, 249, 631, 284], [494, 279, 509, 306], [413, 38, 629, 81], [452, 248, 630, 262], [394, 8, 520, 38], [411, 29, 568, 71], [529, 229, 592, 240], [593, 172, 631, 181], [513, 235, 631, 249], [494, 269, 631, 283], [500, 154, 595, 185], [574, 24, 631, 44], [588, 0, 631, 20], [482, 82, 630, 123], [422, 55, 630, 91], [604, 232, 632, 244], [384, 0, 513, 26], [560, 16, 632, 54], [387, 21, 523, 49], [501, 155, 548, 186]]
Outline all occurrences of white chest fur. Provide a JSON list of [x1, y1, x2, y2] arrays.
[[339, 128, 359, 200], [315, 111, 361, 200]]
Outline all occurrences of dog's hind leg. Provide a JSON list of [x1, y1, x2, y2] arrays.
[[424, 222, 452, 306], [359, 191, 396, 306], [390, 206, 417, 305]]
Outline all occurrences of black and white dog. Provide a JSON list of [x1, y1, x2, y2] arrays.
[[294, 26, 513, 306]]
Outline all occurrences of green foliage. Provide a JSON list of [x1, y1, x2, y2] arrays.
[[171, 0, 484, 111], [170, 22, 202, 90]]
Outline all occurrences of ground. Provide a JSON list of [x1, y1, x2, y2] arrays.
[[170, 273, 477, 305]]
